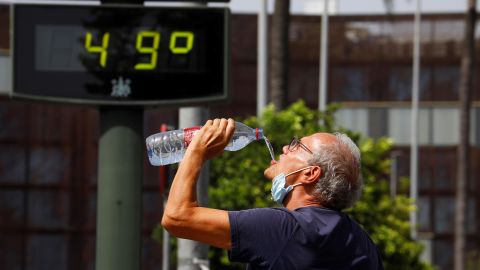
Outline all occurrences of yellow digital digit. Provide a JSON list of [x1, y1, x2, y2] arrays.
[[169, 31, 194, 54], [84, 32, 110, 68], [134, 31, 160, 70]]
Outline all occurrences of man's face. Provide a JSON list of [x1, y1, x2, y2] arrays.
[[263, 133, 337, 181], [264, 134, 312, 181]]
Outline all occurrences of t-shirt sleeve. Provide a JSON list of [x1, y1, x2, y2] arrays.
[[228, 208, 297, 265]]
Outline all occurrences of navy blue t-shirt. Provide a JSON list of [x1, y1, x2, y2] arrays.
[[228, 206, 384, 270]]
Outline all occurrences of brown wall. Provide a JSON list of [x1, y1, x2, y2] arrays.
[[0, 6, 9, 51]]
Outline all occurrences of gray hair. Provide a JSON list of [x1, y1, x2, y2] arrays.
[[307, 132, 362, 210]]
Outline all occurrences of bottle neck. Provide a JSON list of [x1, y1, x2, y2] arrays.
[[184, 126, 202, 146]]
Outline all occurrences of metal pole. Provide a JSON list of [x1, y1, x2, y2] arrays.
[[318, 0, 329, 112], [410, 0, 421, 240], [96, 108, 143, 270], [162, 212, 171, 270], [178, 107, 210, 270], [95, 0, 145, 266], [171, 2, 209, 269], [160, 125, 171, 270], [257, 0, 268, 118]]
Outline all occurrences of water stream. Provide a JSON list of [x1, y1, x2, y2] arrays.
[[263, 136, 276, 161]]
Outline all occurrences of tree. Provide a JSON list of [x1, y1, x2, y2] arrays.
[[456, 0, 476, 269], [270, 0, 290, 110], [207, 101, 433, 270]]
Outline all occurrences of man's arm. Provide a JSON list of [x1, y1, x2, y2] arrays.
[[161, 118, 235, 250]]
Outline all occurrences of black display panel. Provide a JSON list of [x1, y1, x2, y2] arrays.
[[12, 4, 230, 106]]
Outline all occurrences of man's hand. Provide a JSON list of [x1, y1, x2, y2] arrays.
[[186, 118, 236, 162]]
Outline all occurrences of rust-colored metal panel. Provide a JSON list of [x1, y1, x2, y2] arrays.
[[0, 5, 8, 52]]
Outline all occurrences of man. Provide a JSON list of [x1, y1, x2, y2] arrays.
[[162, 118, 384, 269]]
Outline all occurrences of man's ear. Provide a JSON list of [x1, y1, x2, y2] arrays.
[[302, 166, 321, 184]]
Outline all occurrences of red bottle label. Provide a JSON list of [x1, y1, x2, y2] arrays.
[[183, 126, 202, 147]]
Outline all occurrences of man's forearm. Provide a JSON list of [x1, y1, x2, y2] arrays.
[[162, 150, 204, 225]]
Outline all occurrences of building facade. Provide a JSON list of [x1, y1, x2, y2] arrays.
[[1, 8, 479, 270]]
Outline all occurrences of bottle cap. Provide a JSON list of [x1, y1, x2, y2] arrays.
[[255, 128, 264, 140]]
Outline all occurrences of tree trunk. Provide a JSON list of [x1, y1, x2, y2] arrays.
[[455, 1, 476, 269], [270, 0, 290, 110]]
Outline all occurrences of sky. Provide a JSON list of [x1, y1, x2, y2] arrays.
[[211, 0, 471, 15]]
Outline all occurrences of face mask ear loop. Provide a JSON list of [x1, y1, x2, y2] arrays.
[[290, 183, 303, 189], [284, 166, 313, 189], [285, 166, 317, 178], [285, 166, 321, 188], [285, 167, 306, 178]]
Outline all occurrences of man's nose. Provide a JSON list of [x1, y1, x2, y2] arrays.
[[282, 145, 289, 154]]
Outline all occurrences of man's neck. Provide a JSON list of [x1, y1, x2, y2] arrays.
[[284, 190, 322, 211]]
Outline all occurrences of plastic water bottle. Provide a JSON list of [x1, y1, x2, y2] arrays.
[[146, 121, 264, 166]]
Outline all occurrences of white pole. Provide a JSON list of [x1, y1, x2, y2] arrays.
[[162, 198, 170, 270], [257, 0, 268, 118], [319, 0, 329, 112], [177, 4, 210, 269], [410, 0, 421, 240], [178, 107, 210, 270]]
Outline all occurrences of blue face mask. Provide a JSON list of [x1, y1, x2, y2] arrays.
[[271, 166, 315, 206]]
